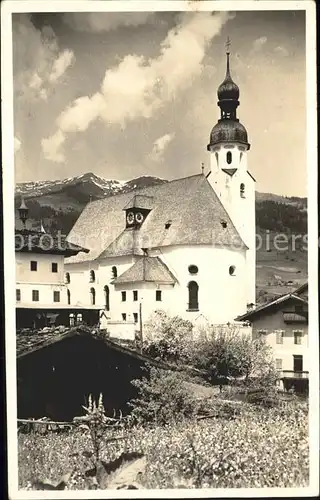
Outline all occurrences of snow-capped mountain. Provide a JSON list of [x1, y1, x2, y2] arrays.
[[15, 172, 167, 201]]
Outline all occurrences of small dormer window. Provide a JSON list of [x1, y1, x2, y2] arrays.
[[240, 183, 245, 198], [165, 220, 172, 229], [226, 151, 232, 164], [220, 220, 227, 228]]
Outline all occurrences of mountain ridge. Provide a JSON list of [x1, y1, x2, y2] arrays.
[[15, 172, 307, 207]]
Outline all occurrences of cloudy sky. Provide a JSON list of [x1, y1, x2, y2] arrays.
[[13, 9, 306, 196]]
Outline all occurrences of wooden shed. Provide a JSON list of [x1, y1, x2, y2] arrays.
[[17, 327, 170, 421]]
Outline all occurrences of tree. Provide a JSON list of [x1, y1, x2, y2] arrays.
[[143, 310, 194, 362], [143, 312, 278, 388], [190, 326, 278, 386]]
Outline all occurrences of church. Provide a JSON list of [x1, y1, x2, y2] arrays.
[[65, 48, 256, 339]]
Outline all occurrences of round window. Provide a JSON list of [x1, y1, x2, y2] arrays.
[[188, 265, 198, 275], [229, 265, 236, 276]]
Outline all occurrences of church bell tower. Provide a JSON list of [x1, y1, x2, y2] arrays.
[[207, 40, 256, 306]]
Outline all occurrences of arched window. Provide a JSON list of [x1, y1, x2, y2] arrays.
[[65, 272, 70, 284], [104, 285, 110, 311], [67, 289, 71, 305], [90, 287, 96, 305], [226, 151, 232, 164], [229, 265, 236, 276], [188, 265, 198, 275], [112, 266, 117, 278], [188, 281, 199, 311], [76, 313, 83, 325], [69, 313, 75, 327], [215, 152, 219, 164], [240, 183, 245, 198], [89, 270, 95, 283]]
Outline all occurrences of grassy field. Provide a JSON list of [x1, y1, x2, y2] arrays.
[[256, 230, 307, 302], [18, 399, 309, 490]]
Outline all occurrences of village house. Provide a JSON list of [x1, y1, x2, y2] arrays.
[[236, 283, 309, 393], [15, 199, 100, 329], [64, 49, 256, 339]]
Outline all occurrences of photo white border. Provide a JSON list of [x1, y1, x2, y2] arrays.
[[1, 1, 318, 498]]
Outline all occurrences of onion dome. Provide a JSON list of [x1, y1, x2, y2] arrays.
[[217, 53, 239, 102], [207, 42, 250, 150], [209, 119, 249, 148]]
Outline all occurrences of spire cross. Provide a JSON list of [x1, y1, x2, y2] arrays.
[[226, 36, 231, 54]]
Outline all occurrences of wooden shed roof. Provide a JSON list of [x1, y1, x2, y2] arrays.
[[17, 326, 175, 370]]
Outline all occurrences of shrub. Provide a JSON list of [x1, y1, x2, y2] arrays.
[[143, 311, 194, 363], [143, 313, 278, 392], [129, 367, 202, 425]]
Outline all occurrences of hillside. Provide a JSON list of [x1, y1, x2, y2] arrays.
[[15, 173, 308, 303]]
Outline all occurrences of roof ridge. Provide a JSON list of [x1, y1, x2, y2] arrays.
[[154, 255, 177, 282], [86, 173, 204, 208], [236, 291, 308, 321]]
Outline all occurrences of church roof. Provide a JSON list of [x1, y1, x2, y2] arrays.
[[65, 174, 247, 264], [112, 256, 177, 285]]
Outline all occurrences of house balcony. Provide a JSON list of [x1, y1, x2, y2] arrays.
[[279, 370, 309, 379]]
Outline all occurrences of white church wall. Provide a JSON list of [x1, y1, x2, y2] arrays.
[[208, 143, 256, 306], [65, 255, 136, 308], [65, 242, 248, 336], [113, 281, 174, 324], [153, 244, 248, 324]]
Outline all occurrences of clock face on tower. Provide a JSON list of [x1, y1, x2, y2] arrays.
[[126, 212, 134, 225], [135, 212, 144, 224]]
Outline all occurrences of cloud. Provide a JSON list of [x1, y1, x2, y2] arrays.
[[13, 14, 75, 101], [62, 12, 155, 32], [150, 133, 175, 162], [42, 11, 232, 162], [49, 49, 75, 83], [274, 45, 289, 57], [41, 130, 66, 162], [14, 137, 21, 153], [252, 36, 267, 52]]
